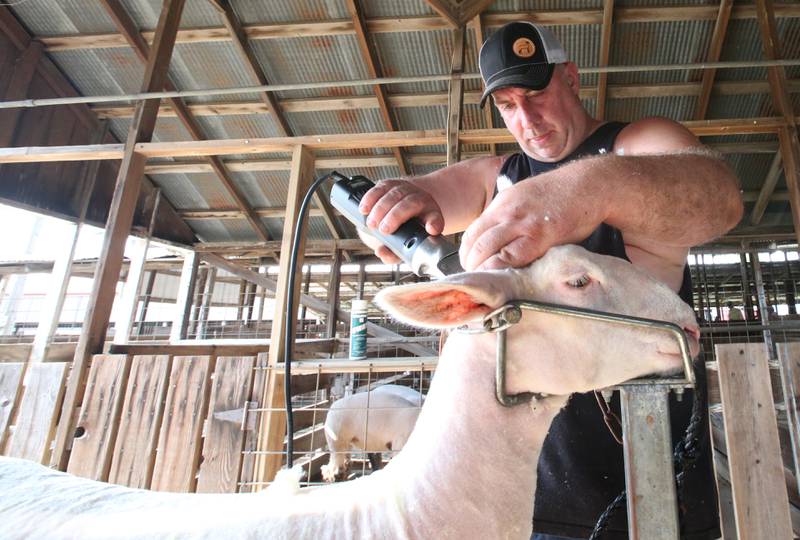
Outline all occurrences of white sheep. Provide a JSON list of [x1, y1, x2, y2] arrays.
[[321, 384, 425, 482], [0, 245, 700, 540]]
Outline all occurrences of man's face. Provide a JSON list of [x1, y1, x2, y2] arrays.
[[491, 64, 582, 162]]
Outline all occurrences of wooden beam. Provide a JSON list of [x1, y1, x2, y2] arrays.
[[207, 0, 291, 136], [100, 0, 272, 243], [424, 0, 460, 28], [694, 0, 733, 120], [1, 119, 789, 165], [51, 0, 187, 470], [0, 41, 43, 148], [90, 79, 800, 120], [446, 26, 466, 166], [254, 145, 316, 485], [750, 151, 784, 225], [755, 0, 800, 247], [472, 14, 496, 156], [345, 0, 409, 175], [596, 0, 614, 120]]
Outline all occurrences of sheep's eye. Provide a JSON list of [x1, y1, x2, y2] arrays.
[[567, 274, 591, 288]]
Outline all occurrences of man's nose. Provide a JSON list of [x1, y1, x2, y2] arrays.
[[518, 104, 541, 128]]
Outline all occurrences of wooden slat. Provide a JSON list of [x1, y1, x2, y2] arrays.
[[715, 343, 792, 538], [239, 353, 267, 492], [196, 356, 255, 493], [0, 362, 24, 451], [6, 363, 67, 464], [151, 355, 212, 492], [750, 151, 783, 225], [108, 355, 170, 488], [67, 354, 130, 480]]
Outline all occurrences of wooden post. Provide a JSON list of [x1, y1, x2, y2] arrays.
[[170, 251, 198, 343], [136, 270, 157, 336], [446, 25, 465, 166], [300, 269, 311, 336], [253, 145, 316, 486], [51, 0, 188, 470], [715, 343, 792, 538], [112, 237, 149, 345], [29, 224, 78, 362], [326, 249, 342, 339], [197, 267, 216, 339]]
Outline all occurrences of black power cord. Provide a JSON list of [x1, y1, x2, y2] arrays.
[[283, 171, 347, 468]]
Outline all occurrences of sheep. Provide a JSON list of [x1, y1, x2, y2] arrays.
[[321, 384, 425, 482], [0, 244, 700, 540]]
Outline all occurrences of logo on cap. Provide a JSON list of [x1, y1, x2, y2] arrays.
[[512, 38, 536, 58]]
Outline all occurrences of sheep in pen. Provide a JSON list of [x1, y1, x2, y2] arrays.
[[0, 245, 700, 539]]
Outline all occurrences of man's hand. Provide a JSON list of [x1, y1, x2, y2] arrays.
[[459, 175, 604, 271], [359, 179, 445, 236], [357, 179, 445, 263]]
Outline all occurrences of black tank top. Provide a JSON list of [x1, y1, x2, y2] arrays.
[[496, 122, 720, 539]]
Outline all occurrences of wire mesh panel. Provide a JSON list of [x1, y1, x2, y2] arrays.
[[240, 360, 434, 491]]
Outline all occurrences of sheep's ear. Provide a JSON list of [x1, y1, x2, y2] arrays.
[[375, 273, 511, 329]]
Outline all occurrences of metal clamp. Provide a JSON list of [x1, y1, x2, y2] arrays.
[[464, 300, 697, 408]]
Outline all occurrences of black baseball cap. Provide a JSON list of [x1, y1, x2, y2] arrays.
[[479, 22, 568, 108]]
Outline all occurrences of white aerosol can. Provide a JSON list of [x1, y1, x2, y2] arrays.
[[349, 299, 368, 360]]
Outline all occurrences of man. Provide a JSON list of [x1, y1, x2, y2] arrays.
[[359, 21, 742, 539]]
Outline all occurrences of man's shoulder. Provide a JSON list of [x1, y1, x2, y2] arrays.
[[614, 117, 702, 155]]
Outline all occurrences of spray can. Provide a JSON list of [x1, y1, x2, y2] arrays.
[[349, 299, 368, 360]]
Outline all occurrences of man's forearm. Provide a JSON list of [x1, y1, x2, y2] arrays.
[[408, 156, 504, 234], [563, 151, 742, 247]]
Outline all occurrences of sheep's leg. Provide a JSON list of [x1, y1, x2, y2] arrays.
[[367, 452, 383, 471], [321, 431, 350, 483]]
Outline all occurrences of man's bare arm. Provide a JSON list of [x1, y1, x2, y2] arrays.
[[459, 118, 743, 289]]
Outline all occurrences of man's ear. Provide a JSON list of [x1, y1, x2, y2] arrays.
[[562, 62, 580, 95], [375, 271, 516, 329]]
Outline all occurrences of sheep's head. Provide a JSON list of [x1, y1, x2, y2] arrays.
[[376, 245, 700, 396]]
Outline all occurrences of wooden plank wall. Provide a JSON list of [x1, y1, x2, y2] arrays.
[[0, 353, 274, 494]]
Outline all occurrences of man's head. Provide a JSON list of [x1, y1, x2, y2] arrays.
[[479, 22, 594, 162], [478, 22, 568, 108]]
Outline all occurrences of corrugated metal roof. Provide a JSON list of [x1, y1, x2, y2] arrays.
[[610, 20, 713, 85], [150, 172, 237, 209], [4, 0, 796, 248], [251, 35, 372, 100], [9, 0, 117, 35], [118, 0, 223, 29], [230, 0, 350, 24]]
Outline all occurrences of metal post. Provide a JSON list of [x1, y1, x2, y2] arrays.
[[620, 384, 680, 540], [739, 251, 755, 320], [751, 249, 775, 357]]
